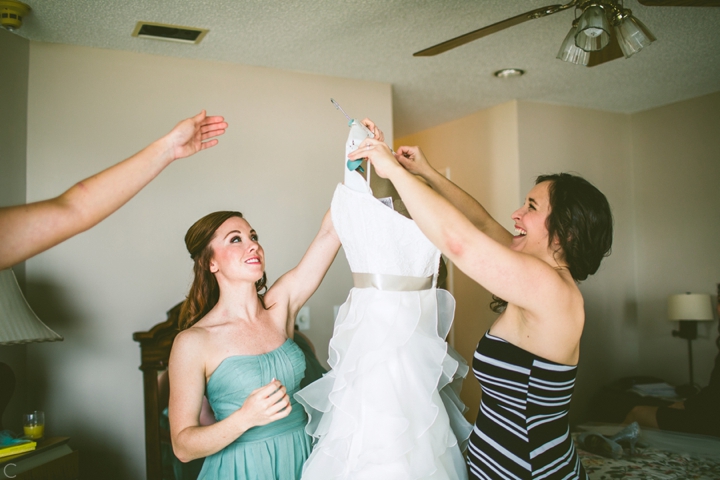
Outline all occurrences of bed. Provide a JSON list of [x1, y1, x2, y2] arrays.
[[575, 424, 720, 479]]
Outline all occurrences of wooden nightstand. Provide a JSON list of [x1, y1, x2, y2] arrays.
[[0, 437, 78, 480]]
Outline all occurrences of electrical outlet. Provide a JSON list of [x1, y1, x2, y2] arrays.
[[296, 306, 310, 331]]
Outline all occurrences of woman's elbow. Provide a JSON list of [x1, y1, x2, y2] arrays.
[[171, 433, 198, 463], [443, 232, 466, 259], [172, 443, 197, 464]]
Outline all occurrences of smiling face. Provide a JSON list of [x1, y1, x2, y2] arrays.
[[510, 181, 557, 261], [208, 216, 265, 284]]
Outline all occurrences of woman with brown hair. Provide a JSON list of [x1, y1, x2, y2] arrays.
[[167, 206, 342, 479]]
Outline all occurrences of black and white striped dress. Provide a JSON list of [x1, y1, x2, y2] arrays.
[[468, 332, 587, 480]]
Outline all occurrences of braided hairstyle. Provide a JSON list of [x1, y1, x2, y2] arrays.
[[179, 211, 267, 329]]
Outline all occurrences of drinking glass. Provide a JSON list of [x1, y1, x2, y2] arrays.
[[23, 411, 45, 440]]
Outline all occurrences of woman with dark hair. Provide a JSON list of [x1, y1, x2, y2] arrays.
[[167, 207, 341, 479], [348, 130, 613, 479]]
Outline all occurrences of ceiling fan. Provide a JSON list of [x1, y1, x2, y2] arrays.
[[413, 0, 720, 67]]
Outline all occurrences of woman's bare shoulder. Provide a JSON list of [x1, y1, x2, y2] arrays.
[[172, 322, 213, 354]]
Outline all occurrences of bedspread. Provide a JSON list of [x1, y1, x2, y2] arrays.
[[574, 425, 720, 480]]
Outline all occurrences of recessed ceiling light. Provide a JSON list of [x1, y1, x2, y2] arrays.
[[494, 68, 525, 78], [132, 21, 208, 45]]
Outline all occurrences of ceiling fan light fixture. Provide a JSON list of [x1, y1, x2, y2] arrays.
[[557, 23, 590, 66], [575, 4, 611, 52], [614, 11, 655, 58]]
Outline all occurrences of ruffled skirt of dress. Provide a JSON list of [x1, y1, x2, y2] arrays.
[[295, 287, 472, 479]]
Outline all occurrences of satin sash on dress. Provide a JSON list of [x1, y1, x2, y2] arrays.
[[352, 272, 433, 291]]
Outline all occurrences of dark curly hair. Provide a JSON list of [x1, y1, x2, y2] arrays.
[[179, 211, 267, 329], [491, 173, 613, 313]]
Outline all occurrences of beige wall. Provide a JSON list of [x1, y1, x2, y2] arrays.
[[24, 42, 391, 479], [632, 92, 720, 386], [396, 101, 520, 422], [14, 35, 720, 477], [0, 28, 29, 434]]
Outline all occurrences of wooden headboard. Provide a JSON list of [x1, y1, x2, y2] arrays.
[[132, 301, 183, 480]]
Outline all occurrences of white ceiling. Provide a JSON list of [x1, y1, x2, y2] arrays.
[[12, 0, 720, 137]]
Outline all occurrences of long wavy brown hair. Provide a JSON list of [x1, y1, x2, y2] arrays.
[[179, 211, 268, 330]]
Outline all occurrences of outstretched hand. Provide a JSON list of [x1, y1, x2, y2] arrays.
[[240, 379, 292, 428], [165, 110, 228, 162]]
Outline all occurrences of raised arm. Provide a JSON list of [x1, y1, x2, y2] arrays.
[[350, 139, 568, 315], [168, 329, 291, 462], [0, 111, 227, 270], [394, 145, 512, 246], [267, 210, 341, 336], [359, 118, 511, 246]]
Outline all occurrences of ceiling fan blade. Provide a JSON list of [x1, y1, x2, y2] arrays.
[[638, 0, 720, 5], [413, 3, 577, 57], [587, 34, 624, 67]]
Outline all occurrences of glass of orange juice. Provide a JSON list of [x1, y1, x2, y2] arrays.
[[23, 411, 45, 440]]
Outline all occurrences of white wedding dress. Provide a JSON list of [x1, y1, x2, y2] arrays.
[[295, 141, 471, 479]]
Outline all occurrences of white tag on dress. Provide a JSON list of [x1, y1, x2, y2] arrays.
[[377, 197, 394, 210]]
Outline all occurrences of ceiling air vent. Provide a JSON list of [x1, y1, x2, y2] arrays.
[[131, 22, 208, 44]]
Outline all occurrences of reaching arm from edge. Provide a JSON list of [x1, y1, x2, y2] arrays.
[[0, 111, 227, 270], [267, 210, 341, 336], [350, 139, 569, 315], [168, 329, 291, 462]]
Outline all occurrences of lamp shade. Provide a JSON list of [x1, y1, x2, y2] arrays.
[[557, 23, 590, 66], [575, 5, 611, 52], [0, 268, 62, 345], [667, 293, 715, 321], [614, 13, 655, 58]]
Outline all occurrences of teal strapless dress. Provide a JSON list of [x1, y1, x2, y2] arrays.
[[198, 338, 312, 480]]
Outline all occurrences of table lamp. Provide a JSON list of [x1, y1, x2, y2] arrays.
[[667, 292, 715, 397], [0, 268, 62, 430]]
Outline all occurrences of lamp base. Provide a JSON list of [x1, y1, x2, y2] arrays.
[[674, 383, 700, 399]]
